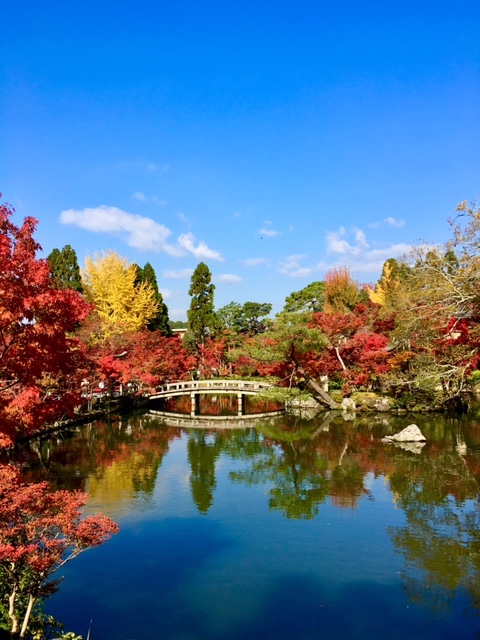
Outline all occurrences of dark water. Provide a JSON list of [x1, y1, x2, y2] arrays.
[[8, 405, 480, 639]]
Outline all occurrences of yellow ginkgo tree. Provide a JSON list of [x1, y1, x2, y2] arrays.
[[82, 250, 159, 340]]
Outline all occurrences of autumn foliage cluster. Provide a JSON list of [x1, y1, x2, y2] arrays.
[[0, 464, 118, 637], [0, 200, 92, 448], [2, 192, 480, 634], [3, 195, 480, 447]]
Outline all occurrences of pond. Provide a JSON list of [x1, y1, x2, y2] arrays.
[[7, 405, 480, 639]]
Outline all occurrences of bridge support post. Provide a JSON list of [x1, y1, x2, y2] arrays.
[[191, 392, 200, 417], [237, 393, 245, 416]]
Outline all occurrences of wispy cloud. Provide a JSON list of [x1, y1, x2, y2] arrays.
[[132, 192, 167, 206], [278, 255, 312, 278], [259, 227, 279, 238], [177, 233, 223, 261], [258, 220, 279, 238], [147, 162, 169, 172], [243, 257, 270, 267], [384, 216, 404, 227], [60, 206, 223, 260], [159, 288, 173, 300], [215, 274, 243, 284], [163, 268, 194, 279], [369, 216, 405, 228], [169, 308, 187, 319], [320, 226, 412, 274], [326, 227, 369, 256]]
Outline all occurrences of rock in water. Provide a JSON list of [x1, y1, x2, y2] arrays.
[[341, 398, 356, 412], [384, 424, 426, 442]]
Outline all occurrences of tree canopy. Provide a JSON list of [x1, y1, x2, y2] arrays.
[[82, 250, 159, 341], [283, 281, 326, 313], [186, 262, 216, 348], [0, 464, 118, 638], [47, 244, 83, 292], [217, 301, 272, 335], [134, 262, 171, 335], [0, 197, 91, 447]]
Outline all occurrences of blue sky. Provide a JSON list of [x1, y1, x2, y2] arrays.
[[2, 1, 479, 319]]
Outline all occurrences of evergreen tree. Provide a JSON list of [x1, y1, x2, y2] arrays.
[[136, 262, 171, 335], [187, 262, 216, 347], [47, 244, 83, 292], [283, 281, 326, 313], [217, 301, 272, 335]]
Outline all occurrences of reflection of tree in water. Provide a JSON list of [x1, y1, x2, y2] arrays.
[[388, 445, 480, 614], [11, 414, 180, 504], [329, 450, 369, 509], [230, 416, 371, 519], [187, 430, 227, 514]]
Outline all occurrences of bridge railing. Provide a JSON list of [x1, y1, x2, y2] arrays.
[[152, 379, 271, 396]]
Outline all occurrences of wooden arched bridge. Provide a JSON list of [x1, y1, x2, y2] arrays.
[[149, 379, 274, 417]]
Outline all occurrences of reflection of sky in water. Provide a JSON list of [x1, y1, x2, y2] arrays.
[[42, 418, 480, 640]]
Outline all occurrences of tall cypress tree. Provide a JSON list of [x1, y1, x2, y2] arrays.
[[47, 245, 83, 292], [187, 262, 215, 347], [136, 262, 171, 335]]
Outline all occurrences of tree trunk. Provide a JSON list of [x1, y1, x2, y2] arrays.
[[19, 595, 35, 638], [297, 365, 339, 409], [8, 587, 19, 637], [334, 346, 347, 371]]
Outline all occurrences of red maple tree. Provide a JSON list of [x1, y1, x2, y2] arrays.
[[0, 197, 91, 447], [88, 331, 197, 394], [0, 463, 119, 638]]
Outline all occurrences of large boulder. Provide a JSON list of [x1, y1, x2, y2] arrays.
[[383, 424, 426, 443]]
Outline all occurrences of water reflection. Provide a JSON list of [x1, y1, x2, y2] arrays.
[[4, 409, 480, 637]]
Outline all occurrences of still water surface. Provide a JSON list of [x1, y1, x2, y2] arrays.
[[11, 405, 480, 639]]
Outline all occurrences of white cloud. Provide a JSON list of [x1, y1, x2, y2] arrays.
[[369, 216, 405, 228], [159, 288, 173, 300], [278, 255, 313, 278], [60, 205, 178, 254], [320, 225, 412, 274], [169, 308, 187, 319], [215, 274, 243, 284], [384, 216, 405, 227], [146, 162, 169, 172], [259, 227, 279, 237], [133, 192, 166, 205], [243, 257, 270, 267], [177, 233, 223, 261], [326, 227, 369, 256], [163, 268, 195, 279], [60, 206, 222, 260]]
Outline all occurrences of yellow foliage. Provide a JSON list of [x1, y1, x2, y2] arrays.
[[82, 250, 159, 340], [367, 285, 385, 306], [368, 262, 399, 308]]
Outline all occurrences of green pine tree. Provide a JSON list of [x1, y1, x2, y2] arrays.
[[47, 245, 83, 292], [186, 262, 216, 348], [136, 262, 171, 335]]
